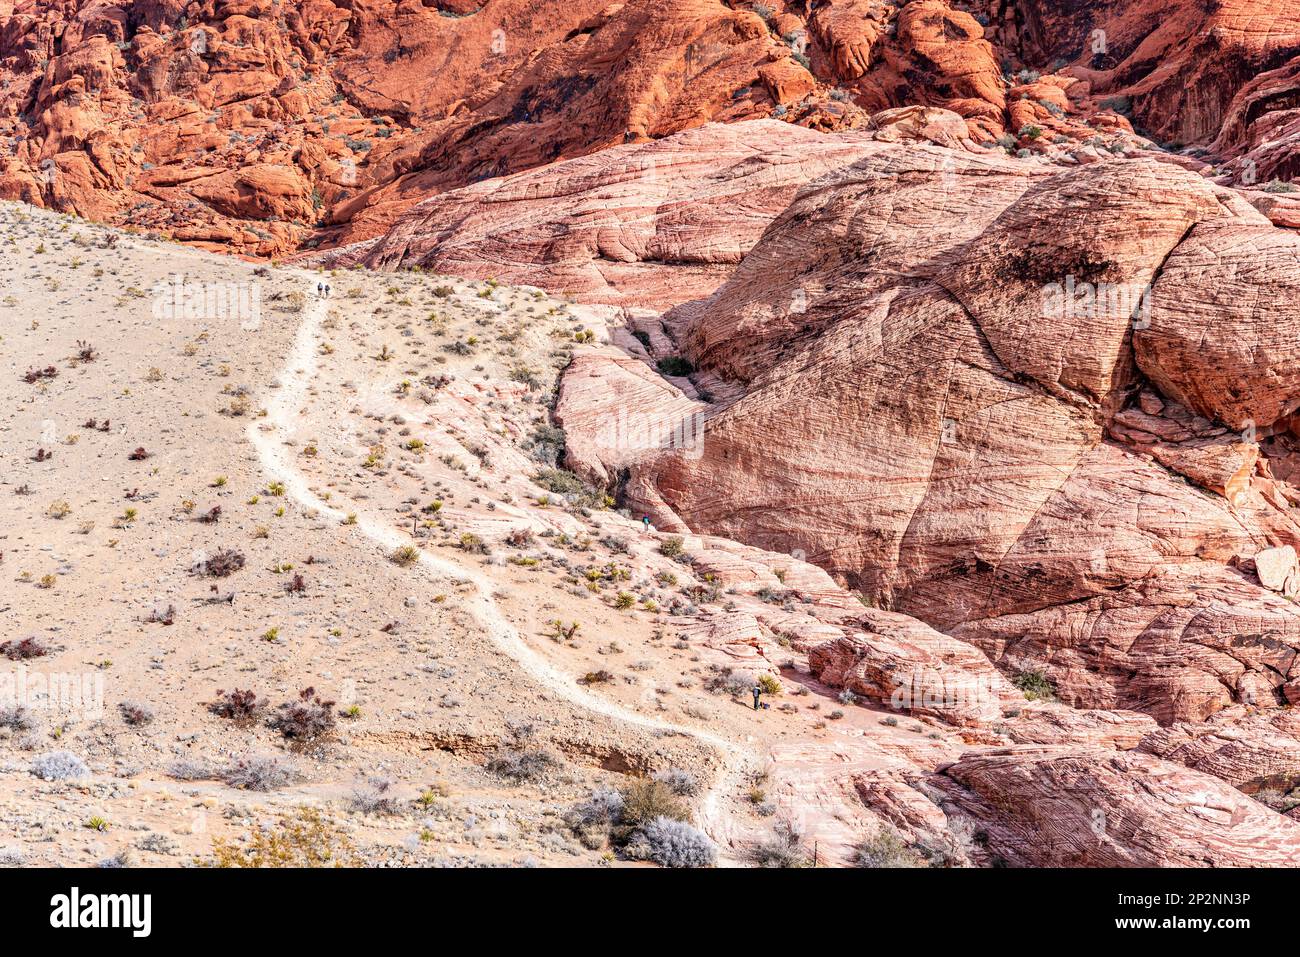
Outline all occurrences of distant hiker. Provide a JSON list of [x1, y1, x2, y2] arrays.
[[641, 515, 651, 534], [752, 684, 762, 711], [325, 283, 332, 298], [316, 281, 324, 298]]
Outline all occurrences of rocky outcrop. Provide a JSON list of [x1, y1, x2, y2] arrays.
[[554, 349, 710, 487], [608, 146, 1300, 727], [807, 611, 1018, 726], [0, 0, 816, 254], [317, 121, 882, 309], [1134, 221, 1300, 429], [1139, 708, 1300, 790], [10, 0, 1294, 257], [934, 746, 1300, 867], [988, 0, 1300, 183], [0, 0, 1037, 256]]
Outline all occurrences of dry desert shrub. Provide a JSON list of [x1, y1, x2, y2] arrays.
[[745, 819, 812, 868], [0, 637, 48, 660], [166, 758, 212, 781], [616, 779, 689, 836], [486, 747, 560, 784], [623, 817, 717, 869], [349, 777, 400, 816], [30, 750, 89, 781], [208, 688, 265, 722], [652, 768, 700, 797], [221, 754, 297, 792], [118, 701, 154, 726], [267, 687, 336, 742], [389, 545, 420, 567], [852, 826, 928, 868], [200, 547, 246, 578], [0, 704, 38, 731], [565, 776, 718, 867]]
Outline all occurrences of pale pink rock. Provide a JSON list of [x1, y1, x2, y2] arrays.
[[1136, 221, 1300, 431], [807, 611, 1018, 727], [1139, 709, 1300, 789], [1005, 707, 1158, 751], [318, 121, 881, 310], [552, 350, 706, 490], [934, 746, 1300, 867], [618, 148, 1300, 726], [867, 105, 971, 148], [1254, 545, 1299, 596]]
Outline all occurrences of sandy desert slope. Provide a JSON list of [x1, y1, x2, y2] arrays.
[[0, 201, 979, 868], [6, 199, 1300, 869]]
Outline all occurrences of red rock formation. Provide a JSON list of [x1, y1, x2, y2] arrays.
[[318, 120, 886, 308], [0, 0, 810, 253], [989, 0, 1300, 182], [13, 0, 1292, 257]]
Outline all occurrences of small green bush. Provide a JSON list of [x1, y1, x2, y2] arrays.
[[1012, 668, 1055, 701], [852, 826, 928, 868], [658, 535, 685, 558], [655, 356, 694, 377]]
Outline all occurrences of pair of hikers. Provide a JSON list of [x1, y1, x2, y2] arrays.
[[316, 281, 332, 298]]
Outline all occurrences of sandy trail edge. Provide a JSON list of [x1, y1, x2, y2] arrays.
[[247, 287, 755, 860]]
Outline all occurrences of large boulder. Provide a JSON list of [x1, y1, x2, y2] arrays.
[[626, 149, 1300, 725], [934, 746, 1300, 867]]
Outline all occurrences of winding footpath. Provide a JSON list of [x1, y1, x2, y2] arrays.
[[247, 286, 756, 856]]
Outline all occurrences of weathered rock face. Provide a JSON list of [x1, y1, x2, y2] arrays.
[[0, 0, 810, 254], [7, 0, 1296, 256], [1139, 707, 1300, 791], [0, 0, 1021, 255], [808, 0, 1005, 134], [0, 0, 362, 253], [615, 147, 1300, 727], [1134, 221, 1300, 429], [806, 610, 1019, 726], [986, 0, 1300, 184], [932, 746, 1300, 867], [554, 348, 711, 487], [318, 121, 884, 309]]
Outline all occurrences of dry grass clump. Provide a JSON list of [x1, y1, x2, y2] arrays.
[[389, 545, 420, 567], [221, 754, 297, 792], [210, 807, 357, 868]]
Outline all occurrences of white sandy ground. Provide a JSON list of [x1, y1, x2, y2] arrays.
[[0, 202, 968, 867], [249, 292, 753, 845]]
